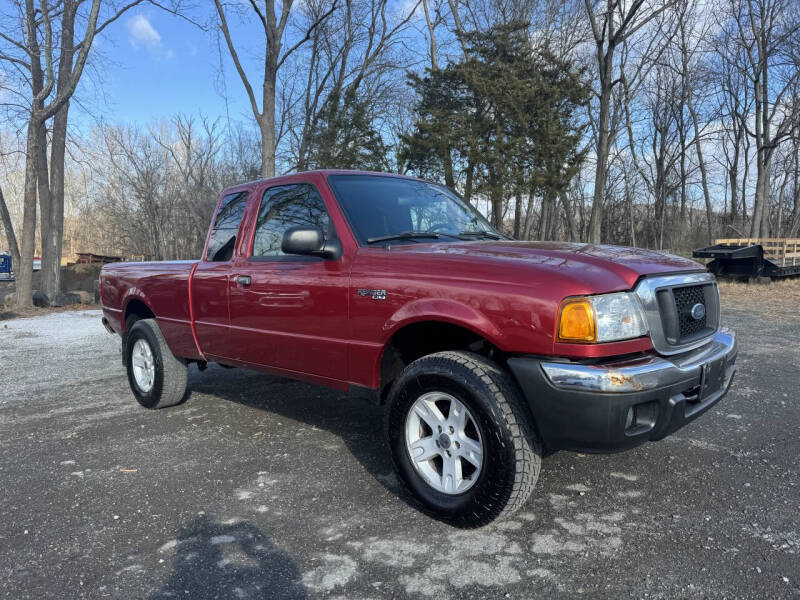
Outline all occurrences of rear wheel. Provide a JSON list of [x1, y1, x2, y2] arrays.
[[125, 318, 188, 409], [385, 351, 541, 527]]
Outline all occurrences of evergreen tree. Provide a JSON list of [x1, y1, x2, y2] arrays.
[[307, 88, 389, 171], [400, 23, 589, 233]]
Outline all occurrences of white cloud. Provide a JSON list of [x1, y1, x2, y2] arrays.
[[127, 14, 162, 50]]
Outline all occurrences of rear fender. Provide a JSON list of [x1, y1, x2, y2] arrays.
[[121, 288, 151, 331]]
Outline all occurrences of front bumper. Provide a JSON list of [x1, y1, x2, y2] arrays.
[[507, 331, 737, 453]]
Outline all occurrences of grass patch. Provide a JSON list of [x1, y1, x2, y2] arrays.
[[719, 278, 800, 319]]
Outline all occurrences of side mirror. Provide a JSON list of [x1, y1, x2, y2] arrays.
[[281, 226, 342, 260]]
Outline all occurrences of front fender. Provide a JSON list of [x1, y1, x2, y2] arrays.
[[381, 298, 507, 349]]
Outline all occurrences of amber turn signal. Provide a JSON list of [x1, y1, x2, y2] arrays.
[[557, 298, 597, 343]]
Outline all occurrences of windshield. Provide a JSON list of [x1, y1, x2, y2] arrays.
[[327, 174, 502, 245]]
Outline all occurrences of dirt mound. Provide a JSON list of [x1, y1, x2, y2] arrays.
[[0, 263, 103, 314], [61, 263, 103, 294]]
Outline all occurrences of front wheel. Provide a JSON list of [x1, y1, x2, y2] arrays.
[[125, 318, 188, 409], [385, 351, 541, 527]]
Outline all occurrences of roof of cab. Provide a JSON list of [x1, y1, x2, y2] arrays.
[[219, 169, 424, 196]]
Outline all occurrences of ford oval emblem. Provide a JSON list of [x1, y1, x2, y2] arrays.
[[690, 303, 706, 321]]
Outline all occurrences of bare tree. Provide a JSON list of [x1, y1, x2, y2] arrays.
[[288, 0, 419, 172], [716, 37, 753, 230], [86, 117, 242, 261], [0, 0, 154, 306], [583, 0, 674, 243], [724, 0, 800, 237], [213, 0, 339, 178], [673, 0, 718, 244]]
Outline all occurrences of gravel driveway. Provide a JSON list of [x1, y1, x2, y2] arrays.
[[0, 298, 797, 599]]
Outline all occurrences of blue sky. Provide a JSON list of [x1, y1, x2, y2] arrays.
[[79, 1, 427, 130], [87, 7, 253, 127], [82, 2, 425, 131]]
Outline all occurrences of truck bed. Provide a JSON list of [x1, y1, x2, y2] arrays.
[[100, 260, 200, 358]]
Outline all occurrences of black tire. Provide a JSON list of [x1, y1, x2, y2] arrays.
[[125, 318, 188, 409], [385, 351, 541, 527]]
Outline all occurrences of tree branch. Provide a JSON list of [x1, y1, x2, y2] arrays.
[[277, 0, 338, 70], [213, 0, 262, 120]]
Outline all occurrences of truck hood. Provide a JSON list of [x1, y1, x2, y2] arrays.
[[387, 241, 704, 290]]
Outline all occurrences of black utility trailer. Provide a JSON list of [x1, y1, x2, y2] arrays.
[[693, 238, 800, 280]]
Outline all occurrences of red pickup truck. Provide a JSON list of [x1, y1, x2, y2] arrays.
[[100, 170, 737, 526]]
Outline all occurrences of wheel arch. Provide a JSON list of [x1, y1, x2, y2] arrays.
[[377, 317, 503, 404], [123, 296, 156, 331]]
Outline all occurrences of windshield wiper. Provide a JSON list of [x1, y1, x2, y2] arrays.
[[366, 231, 440, 244], [458, 230, 502, 240]]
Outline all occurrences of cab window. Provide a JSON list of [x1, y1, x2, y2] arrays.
[[251, 183, 333, 259]]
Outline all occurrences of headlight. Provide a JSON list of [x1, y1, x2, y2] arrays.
[[557, 292, 647, 343]]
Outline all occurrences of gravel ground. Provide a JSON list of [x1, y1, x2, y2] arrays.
[[0, 298, 798, 599]]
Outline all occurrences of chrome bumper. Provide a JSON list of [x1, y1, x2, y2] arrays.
[[541, 330, 737, 393]]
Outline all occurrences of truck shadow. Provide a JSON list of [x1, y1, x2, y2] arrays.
[[152, 514, 306, 599], [187, 365, 411, 501]]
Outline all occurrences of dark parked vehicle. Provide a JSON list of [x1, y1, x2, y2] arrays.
[[101, 171, 738, 526], [0, 251, 12, 282]]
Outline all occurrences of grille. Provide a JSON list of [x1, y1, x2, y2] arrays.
[[635, 273, 719, 355], [673, 285, 707, 339]]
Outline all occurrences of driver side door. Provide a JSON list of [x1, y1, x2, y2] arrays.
[[228, 182, 349, 382]]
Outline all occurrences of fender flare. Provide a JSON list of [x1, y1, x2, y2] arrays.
[[381, 298, 506, 346], [120, 288, 153, 331], [371, 298, 508, 390]]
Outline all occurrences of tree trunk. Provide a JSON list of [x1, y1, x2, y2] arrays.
[[790, 140, 800, 236], [751, 153, 771, 238], [560, 190, 578, 242], [463, 155, 475, 205], [741, 136, 750, 228], [688, 102, 713, 244], [728, 117, 741, 223], [41, 0, 77, 297], [539, 191, 557, 241], [749, 52, 772, 238], [422, 0, 454, 188], [588, 45, 614, 244], [490, 190, 503, 230], [776, 171, 789, 237], [17, 121, 39, 308], [260, 55, 278, 178], [678, 125, 687, 248], [36, 122, 51, 290], [728, 164, 739, 223], [28, 7, 49, 298], [488, 168, 503, 230], [442, 151, 455, 189], [760, 156, 772, 237], [0, 185, 21, 268], [43, 99, 70, 296], [513, 189, 522, 239]]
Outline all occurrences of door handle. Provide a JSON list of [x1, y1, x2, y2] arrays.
[[236, 275, 251, 287]]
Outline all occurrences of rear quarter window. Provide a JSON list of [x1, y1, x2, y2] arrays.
[[206, 191, 249, 262]]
